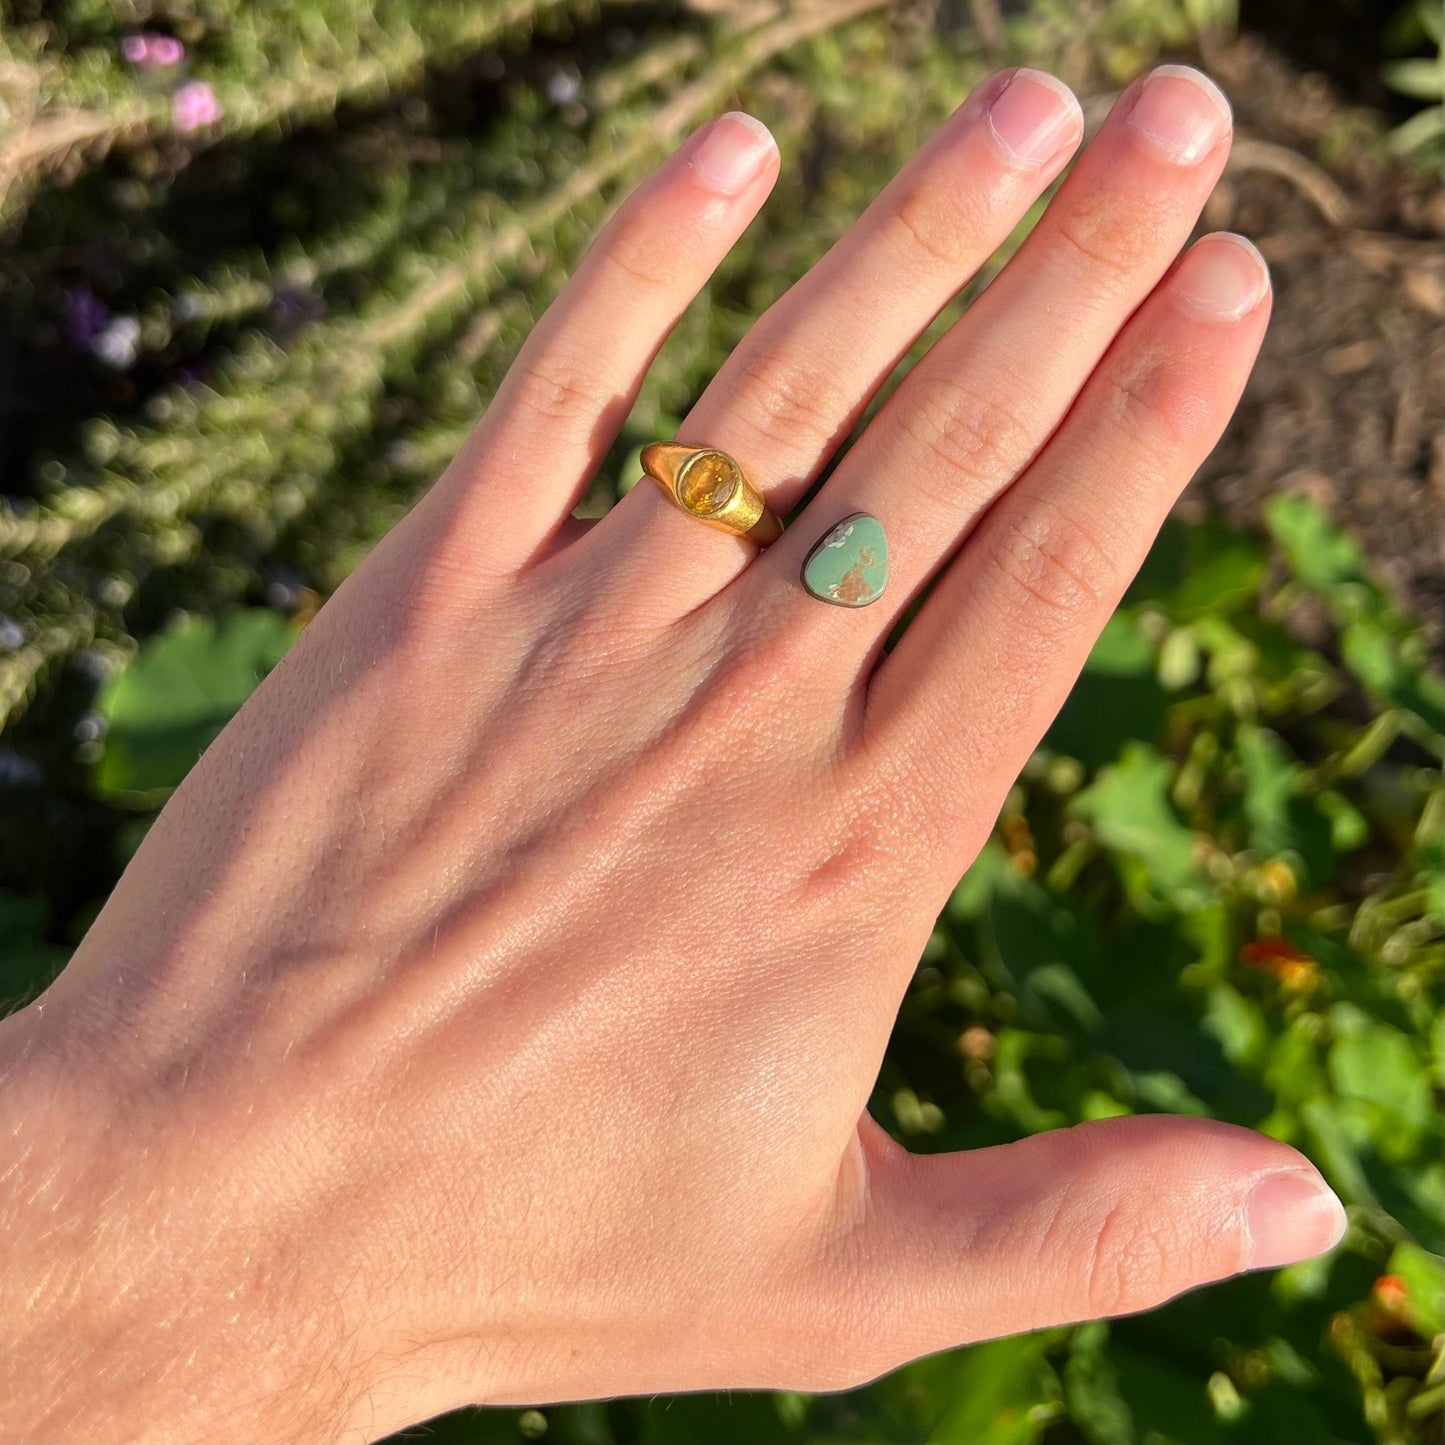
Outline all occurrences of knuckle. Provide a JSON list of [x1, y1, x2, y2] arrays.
[[1050, 196, 1153, 289], [599, 218, 682, 292], [898, 372, 1037, 493], [728, 350, 853, 451], [510, 351, 621, 426], [1083, 1201, 1173, 1318], [1102, 364, 1207, 470], [789, 791, 907, 919], [988, 501, 1120, 633], [683, 626, 817, 743], [814, 728, 947, 895], [401, 541, 499, 630], [367, 509, 515, 633], [886, 178, 987, 272]]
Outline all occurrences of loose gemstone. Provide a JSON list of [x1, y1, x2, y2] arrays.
[[801, 513, 888, 607], [678, 451, 739, 514]]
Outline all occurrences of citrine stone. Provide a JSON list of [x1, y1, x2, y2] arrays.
[[801, 513, 889, 608], [677, 451, 739, 515]]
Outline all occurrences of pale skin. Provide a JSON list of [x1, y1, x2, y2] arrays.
[[0, 64, 1348, 1443]]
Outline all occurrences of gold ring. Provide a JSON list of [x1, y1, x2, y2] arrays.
[[640, 443, 783, 547]]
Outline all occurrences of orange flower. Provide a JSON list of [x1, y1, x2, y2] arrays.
[[1000, 813, 1037, 877], [1369, 1274, 1416, 1338], [1239, 935, 1319, 992], [1372, 1274, 1409, 1320], [1277, 958, 1318, 991], [1258, 858, 1297, 904]]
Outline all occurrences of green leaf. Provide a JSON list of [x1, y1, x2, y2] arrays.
[[638, 1392, 801, 1444], [1079, 1090, 1133, 1121], [1063, 1322, 1133, 1445], [1389, 103, 1445, 157], [1069, 1329, 1233, 1445], [1158, 627, 1202, 690], [1236, 726, 1341, 885], [985, 873, 1103, 1037], [1384, 1241, 1445, 1339], [991, 1028, 1073, 1134], [1158, 520, 1267, 622], [1069, 742, 1207, 905], [1202, 983, 1268, 1069], [1340, 616, 1445, 741], [1328, 1022, 1433, 1135], [1426, 0, 1445, 43], [1264, 1022, 1328, 1109], [94, 610, 298, 803], [1264, 495, 1366, 591], [1316, 791, 1368, 853], [1108, 1344, 1228, 1445], [947, 838, 1011, 922], [1382, 57, 1445, 101], [1045, 613, 1170, 768], [1097, 988, 1270, 1122], [1193, 613, 1259, 685], [0, 891, 69, 1009], [926, 1336, 1055, 1444]]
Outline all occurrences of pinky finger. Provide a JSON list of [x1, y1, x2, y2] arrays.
[[866, 232, 1271, 865]]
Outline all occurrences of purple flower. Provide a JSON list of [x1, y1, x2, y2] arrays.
[[273, 286, 326, 325], [0, 748, 42, 787], [63, 288, 110, 348], [172, 80, 222, 133], [120, 34, 149, 63]]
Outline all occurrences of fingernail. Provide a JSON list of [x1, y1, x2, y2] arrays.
[[689, 111, 777, 195], [1174, 233, 1270, 320], [986, 68, 1083, 166], [1243, 1170, 1347, 1271], [1124, 64, 1231, 164]]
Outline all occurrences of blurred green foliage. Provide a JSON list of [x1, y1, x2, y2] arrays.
[[1384, 0, 1445, 166], [1, 2, 1441, 1443], [93, 607, 295, 803]]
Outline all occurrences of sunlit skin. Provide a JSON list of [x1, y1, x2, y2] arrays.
[[0, 66, 1345, 1444]]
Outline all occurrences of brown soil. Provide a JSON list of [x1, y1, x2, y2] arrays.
[[1178, 34, 1445, 646]]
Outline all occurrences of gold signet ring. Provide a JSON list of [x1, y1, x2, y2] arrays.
[[640, 443, 783, 547]]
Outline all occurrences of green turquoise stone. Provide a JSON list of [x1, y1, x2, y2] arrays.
[[801, 512, 889, 608]]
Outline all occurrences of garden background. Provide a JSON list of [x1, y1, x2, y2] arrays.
[[1, 1, 1441, 1441]]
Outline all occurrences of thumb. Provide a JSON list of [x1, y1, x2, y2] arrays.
[[828, 1114, 1345, 1378]]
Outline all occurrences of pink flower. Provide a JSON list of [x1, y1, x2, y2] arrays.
[[148, 35, 185, 67], [119, 32, 185, 68], [172, 80, 222, 133]]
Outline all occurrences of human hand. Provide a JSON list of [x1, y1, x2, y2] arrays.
[[0, 63, 1345, 1443]]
